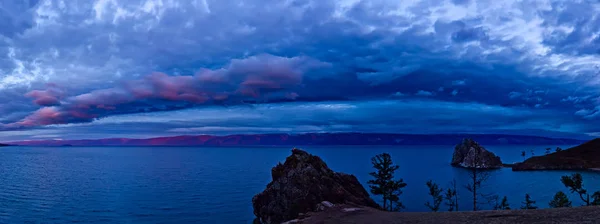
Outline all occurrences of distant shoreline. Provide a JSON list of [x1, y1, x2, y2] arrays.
[[3, 143, 581, 148], [2, 133, 586, 147]]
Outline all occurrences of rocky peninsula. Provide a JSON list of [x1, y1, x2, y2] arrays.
[[513, 138, 600, 171]]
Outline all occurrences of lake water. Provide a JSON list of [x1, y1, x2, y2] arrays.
[[0, 145, 599, 223]]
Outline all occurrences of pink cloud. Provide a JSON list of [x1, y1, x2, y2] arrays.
[[6, 54, 329, 129], [14, 107, 64, 127], [25, 84, 64, 106]]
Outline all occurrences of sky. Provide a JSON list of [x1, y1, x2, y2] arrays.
[[1, 0, 600, 141]]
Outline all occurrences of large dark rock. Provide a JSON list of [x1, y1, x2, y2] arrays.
[[512, 138, 600, 171], [252, 148, 380, 224], [451, 139, 503, 169]]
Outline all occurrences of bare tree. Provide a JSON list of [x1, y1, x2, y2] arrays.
[[464, 146, 493, 211]]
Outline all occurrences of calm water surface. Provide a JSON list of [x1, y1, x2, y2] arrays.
[[0, 145, 598, 223]]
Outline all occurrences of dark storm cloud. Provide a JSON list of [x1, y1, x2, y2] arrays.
[[1, 0, 600, 140]]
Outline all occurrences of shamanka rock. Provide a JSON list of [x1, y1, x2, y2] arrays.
[[252, 148, 380, 224], [451, 138, 503, 169]]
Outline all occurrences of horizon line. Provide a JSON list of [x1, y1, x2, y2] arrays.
[[5, 132, 592, 144]]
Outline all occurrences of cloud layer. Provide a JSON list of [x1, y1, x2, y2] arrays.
[[1, 0, 600, 141]]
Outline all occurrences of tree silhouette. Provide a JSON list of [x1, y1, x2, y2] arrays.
[[521, 194, 538, 210], [368, 153, 407, 211], [464, 146, 492, 211], [549, 191, 572, 208], [493, 196, 510, 210], [561, 173, 592, 206], [592, 192, 600, 206], [444, 179, 459, 212], [425, 180, 443, 212], [388, 181, 408, 211]]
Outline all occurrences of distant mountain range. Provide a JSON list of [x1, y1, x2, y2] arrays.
[[5, 133, 587, 146]]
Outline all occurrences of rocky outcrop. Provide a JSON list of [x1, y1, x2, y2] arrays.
[[451, 139, 503, 169], [252, 148, 380, 224], [512, 138, 600, 171]]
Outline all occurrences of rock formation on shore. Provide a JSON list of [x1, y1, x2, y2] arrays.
[[252, 148, 380, 224], [451, 138, 503, 169], [512, 138, 600, 171]]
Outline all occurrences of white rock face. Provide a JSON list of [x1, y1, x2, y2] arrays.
[[342, 208, 362, 212], [316, 201, 335, 211], [322, 201, 334, 208]]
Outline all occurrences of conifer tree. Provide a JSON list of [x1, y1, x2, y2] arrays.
[[592, 192, 600, 206], [425, 180, 443, 212], [549, 191, 572, 208], [368, 153, 407, 211], [496, 196, 510, 210], [521, 194, 538, 210]]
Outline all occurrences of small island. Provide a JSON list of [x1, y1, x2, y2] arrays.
[[513, 138, 600, 171], [451, 138, 503, 169]]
